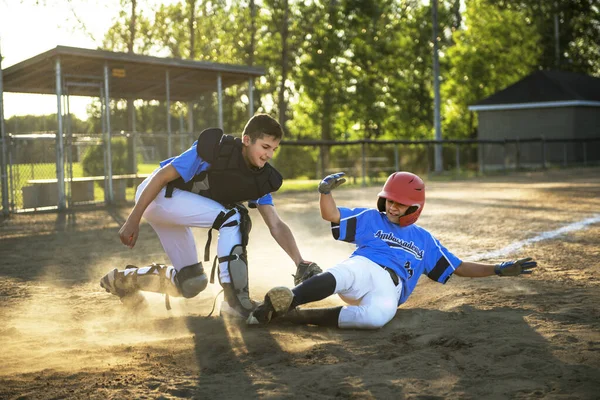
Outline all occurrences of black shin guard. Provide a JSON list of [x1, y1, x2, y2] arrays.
[[281, 306, 342, 327], [291, 272, 336, 309]]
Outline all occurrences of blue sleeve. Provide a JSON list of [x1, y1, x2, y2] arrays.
[[331, 207, 369, 243], [248, 193, 274, 208], [159, 141, 209, 182], [424, 236, 462, 284]]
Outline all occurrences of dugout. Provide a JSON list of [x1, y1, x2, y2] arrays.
[[469, 70, 600, 169], [0, 45, 265, 213]]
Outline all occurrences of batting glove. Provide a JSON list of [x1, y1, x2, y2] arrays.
[[293, 261, 323, 285], [494, 257, 537, 276], [318, 172, 347, 194]]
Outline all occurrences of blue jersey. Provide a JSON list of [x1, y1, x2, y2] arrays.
[[158, 141, 274, 207], [332, 207, 462, 305]]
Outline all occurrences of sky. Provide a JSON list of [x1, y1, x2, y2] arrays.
[[1, 0, 138, 121]]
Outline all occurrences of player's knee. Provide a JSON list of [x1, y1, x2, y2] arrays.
[[341, 305, 395, 330], [175, 262, 208, 298], [364, 308, 395, 329]]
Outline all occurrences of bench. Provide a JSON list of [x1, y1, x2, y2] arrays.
[[22, 174, 149, 208]]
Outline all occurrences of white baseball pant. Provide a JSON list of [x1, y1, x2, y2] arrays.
[[135, 176, 242, 284], [328, 256, 402, 329]]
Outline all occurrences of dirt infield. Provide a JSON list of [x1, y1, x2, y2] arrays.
[[1, 167, 599, 399]]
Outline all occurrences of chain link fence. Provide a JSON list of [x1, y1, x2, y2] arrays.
[[2, 133, 599, 213]]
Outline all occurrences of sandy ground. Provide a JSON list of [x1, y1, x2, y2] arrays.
[[0, 167, 599, 399]]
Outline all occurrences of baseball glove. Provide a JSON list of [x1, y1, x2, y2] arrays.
[[293, 261, 323, 285], [494, 257, 537, 276], [318, 172, 347, 194]]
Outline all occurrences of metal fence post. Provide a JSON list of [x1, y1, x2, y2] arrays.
[[541, 135, 547, 169], [361, 141, 366, 187], [394, 144, 399, 172], [515, 137, 521, 171], [426, 143, 431, 174], [503, 140, 508, 172], [583, 141, 587, 166], [455, 143, 460, 174], [478, 142, 484, 174], [563, 142, 568, 167]]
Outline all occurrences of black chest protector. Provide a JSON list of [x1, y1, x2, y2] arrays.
[[165, 128, 283, 206]]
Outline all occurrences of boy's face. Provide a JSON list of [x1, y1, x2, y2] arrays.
[[385, 199, 410, 225], [242, 134, 280, 169]]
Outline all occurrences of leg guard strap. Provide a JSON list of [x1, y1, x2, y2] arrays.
[[204, 209, 238, 262]]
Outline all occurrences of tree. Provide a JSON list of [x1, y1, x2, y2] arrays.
[[497, 0, 600, 75], [442, 0, 541, 138]]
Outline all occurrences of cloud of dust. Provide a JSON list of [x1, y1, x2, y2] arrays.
[[0, 258, 223, 376]]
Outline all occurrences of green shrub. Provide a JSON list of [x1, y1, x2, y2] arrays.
[[82, 138, 129, 177], [272, 145, 318, 179]]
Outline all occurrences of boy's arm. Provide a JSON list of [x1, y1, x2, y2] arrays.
[[318, 172, 346, 223], [119, 164, 180, 248], [455, 258, 537, 277], [454, 261, 496, 277], [320, 193, 340, 223]]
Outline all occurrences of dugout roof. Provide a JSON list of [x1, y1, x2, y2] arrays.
[[2, 45, 264, 101]]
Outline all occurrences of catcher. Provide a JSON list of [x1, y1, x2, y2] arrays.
[[100, 114, 321, 318], [247, 171, 537, 329]]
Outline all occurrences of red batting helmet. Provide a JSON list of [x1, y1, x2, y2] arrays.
[[377, 172, 425, 227]]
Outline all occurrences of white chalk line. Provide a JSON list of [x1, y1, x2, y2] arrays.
[[469, 214, 600, 261]]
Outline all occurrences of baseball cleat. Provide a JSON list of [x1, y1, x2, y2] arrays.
[[246, 286, 294, 325], [220, 300, 255, 319], [100, 268, 125, 297]]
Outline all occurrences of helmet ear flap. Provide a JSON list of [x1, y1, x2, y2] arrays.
[[405, 205, 419, 216], [377, 197, 386, 212]]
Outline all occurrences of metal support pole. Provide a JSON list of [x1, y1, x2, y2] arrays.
[[361, 142, 366, 187], [217, 73, 223, 130], [583, 142, 587, 166], [0, 40, 9, 216], [563, 142, 568, 166], [130, 101, 137, 174], [65, 89, 73, 206], [55, 58, 66, 210], [248, 78, 254, 118], [166, 69, 172, 157], [103, 63, 113, 204]]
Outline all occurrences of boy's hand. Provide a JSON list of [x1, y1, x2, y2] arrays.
[[318, 172, 347, 194], [494, 257, 537, 276]]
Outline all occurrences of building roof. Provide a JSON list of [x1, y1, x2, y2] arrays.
[[2, 45, 264, 102], [469, 70, 600, 111]]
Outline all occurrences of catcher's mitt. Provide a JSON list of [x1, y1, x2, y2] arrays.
[[293, 261, 323, 285]]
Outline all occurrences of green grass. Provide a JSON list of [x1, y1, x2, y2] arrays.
[[9, 162, 160, 208], [9, 161, 496, 209]]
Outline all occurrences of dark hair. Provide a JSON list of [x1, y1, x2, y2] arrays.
[[242, 114, 283, 142]]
